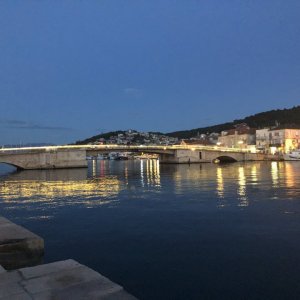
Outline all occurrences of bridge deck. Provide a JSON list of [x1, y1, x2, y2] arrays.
[[0, 145, 266, 169], [0, 144, 259, 155]]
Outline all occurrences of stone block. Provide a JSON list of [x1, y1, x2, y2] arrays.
[[0, 282, 26, 298], [32, 279, 123, 300], [0, 292, 32, 300], [0, 259, 138, 300], [20, 259, 81, 279], [100, 290, 138, 300], [0, 265, 6, 274], [0, 270, 22, 286], [0, 217, 44, 270], [23, 265, 105, 294]]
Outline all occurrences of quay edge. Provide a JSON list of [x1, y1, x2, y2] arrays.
[[0, 216, 138, 299]]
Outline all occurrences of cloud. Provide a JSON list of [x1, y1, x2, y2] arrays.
[[123, 87, 143, 98], [0, 119, 72, 131]]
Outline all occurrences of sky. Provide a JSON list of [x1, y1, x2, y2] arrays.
[[0, 0, 300, 144]]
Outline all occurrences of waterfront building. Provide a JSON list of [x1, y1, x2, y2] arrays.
[[208, 132, 220, 144], [256, 128, 270, 152], [181, 133, 219, 146], [218, 123, 256, 149], [255, 128, 300, 154], [269, 128, 300, 154]]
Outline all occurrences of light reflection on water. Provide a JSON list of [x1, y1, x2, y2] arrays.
[[0, 161, 300, 214], [1, 161, 300, 299]]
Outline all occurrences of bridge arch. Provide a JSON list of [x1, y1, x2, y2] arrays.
[[0, 160, 23, 169], [212, 155, 238, 163]]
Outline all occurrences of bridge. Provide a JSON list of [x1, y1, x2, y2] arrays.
[[0, 145, 266, 170]]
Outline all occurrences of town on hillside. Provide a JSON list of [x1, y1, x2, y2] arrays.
[[86, 125, 300, 155]]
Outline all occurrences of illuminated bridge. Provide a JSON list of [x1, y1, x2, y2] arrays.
[[0, 145, 266, 170]]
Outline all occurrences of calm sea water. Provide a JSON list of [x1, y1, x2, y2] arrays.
[[0, 160, 300, 299]]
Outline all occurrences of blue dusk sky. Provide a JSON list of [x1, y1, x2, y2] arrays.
[[1, 1, 300, 144]]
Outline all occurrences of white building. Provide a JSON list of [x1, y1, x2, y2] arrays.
[[256, 128, 300, 154], [256, 129, 270, 152]]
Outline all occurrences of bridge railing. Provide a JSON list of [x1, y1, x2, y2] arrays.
[[0, 144, 261, 154], [82, 144, 259, 153]]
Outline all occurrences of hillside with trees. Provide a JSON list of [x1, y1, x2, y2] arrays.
[[76, 131, 126, 145], [75, 105, 300, 143], [167, 105, 300, 139], [75, 130, 166, 145]]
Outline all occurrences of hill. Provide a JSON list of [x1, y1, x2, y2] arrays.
[[75, 130, 166, 145], [76, 131, 126, 144], [75, 105, 300, 143], [167, 105, 300, 139]]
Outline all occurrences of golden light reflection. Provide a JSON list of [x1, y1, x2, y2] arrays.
[[3, 160, 300, 213], [146, 159, 150, 186], [155, 160, 161, 186], [237, 167, 248, 206], [92, 159, 96, 177], [142, 159, 161, 187], [250, 165, 258, 185], [216, 167, 224, 198], [0, 177, 122, 207], [173, 167, 183, 194], [140, 160, 145, 187], [285, 163, 295, 189], [271, 161, 279, 187]]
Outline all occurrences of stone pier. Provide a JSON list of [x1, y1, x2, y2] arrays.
[[0, 217, 44, 270], [0, 259, 137, 299], [0, 265, 5, 274], [0, 217, 137, 299]]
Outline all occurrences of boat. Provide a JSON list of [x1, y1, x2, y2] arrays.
[[108, 152, 130, 160], [115, 155, 129, 160], [97, 154, 108, 160], [108, 152, 118, 160], [283, 150, 300, 161]]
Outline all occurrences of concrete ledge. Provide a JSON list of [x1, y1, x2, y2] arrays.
[[0, 259, 137, 299], [0, 217, 44, 270], [0, 218, 137, 298], [0, 265, 6, 274]]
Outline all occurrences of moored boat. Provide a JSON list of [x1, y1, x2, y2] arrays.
[[283, 150, 300, 161]]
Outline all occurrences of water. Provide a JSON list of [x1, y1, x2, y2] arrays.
[[1, 160, 300, 299]]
